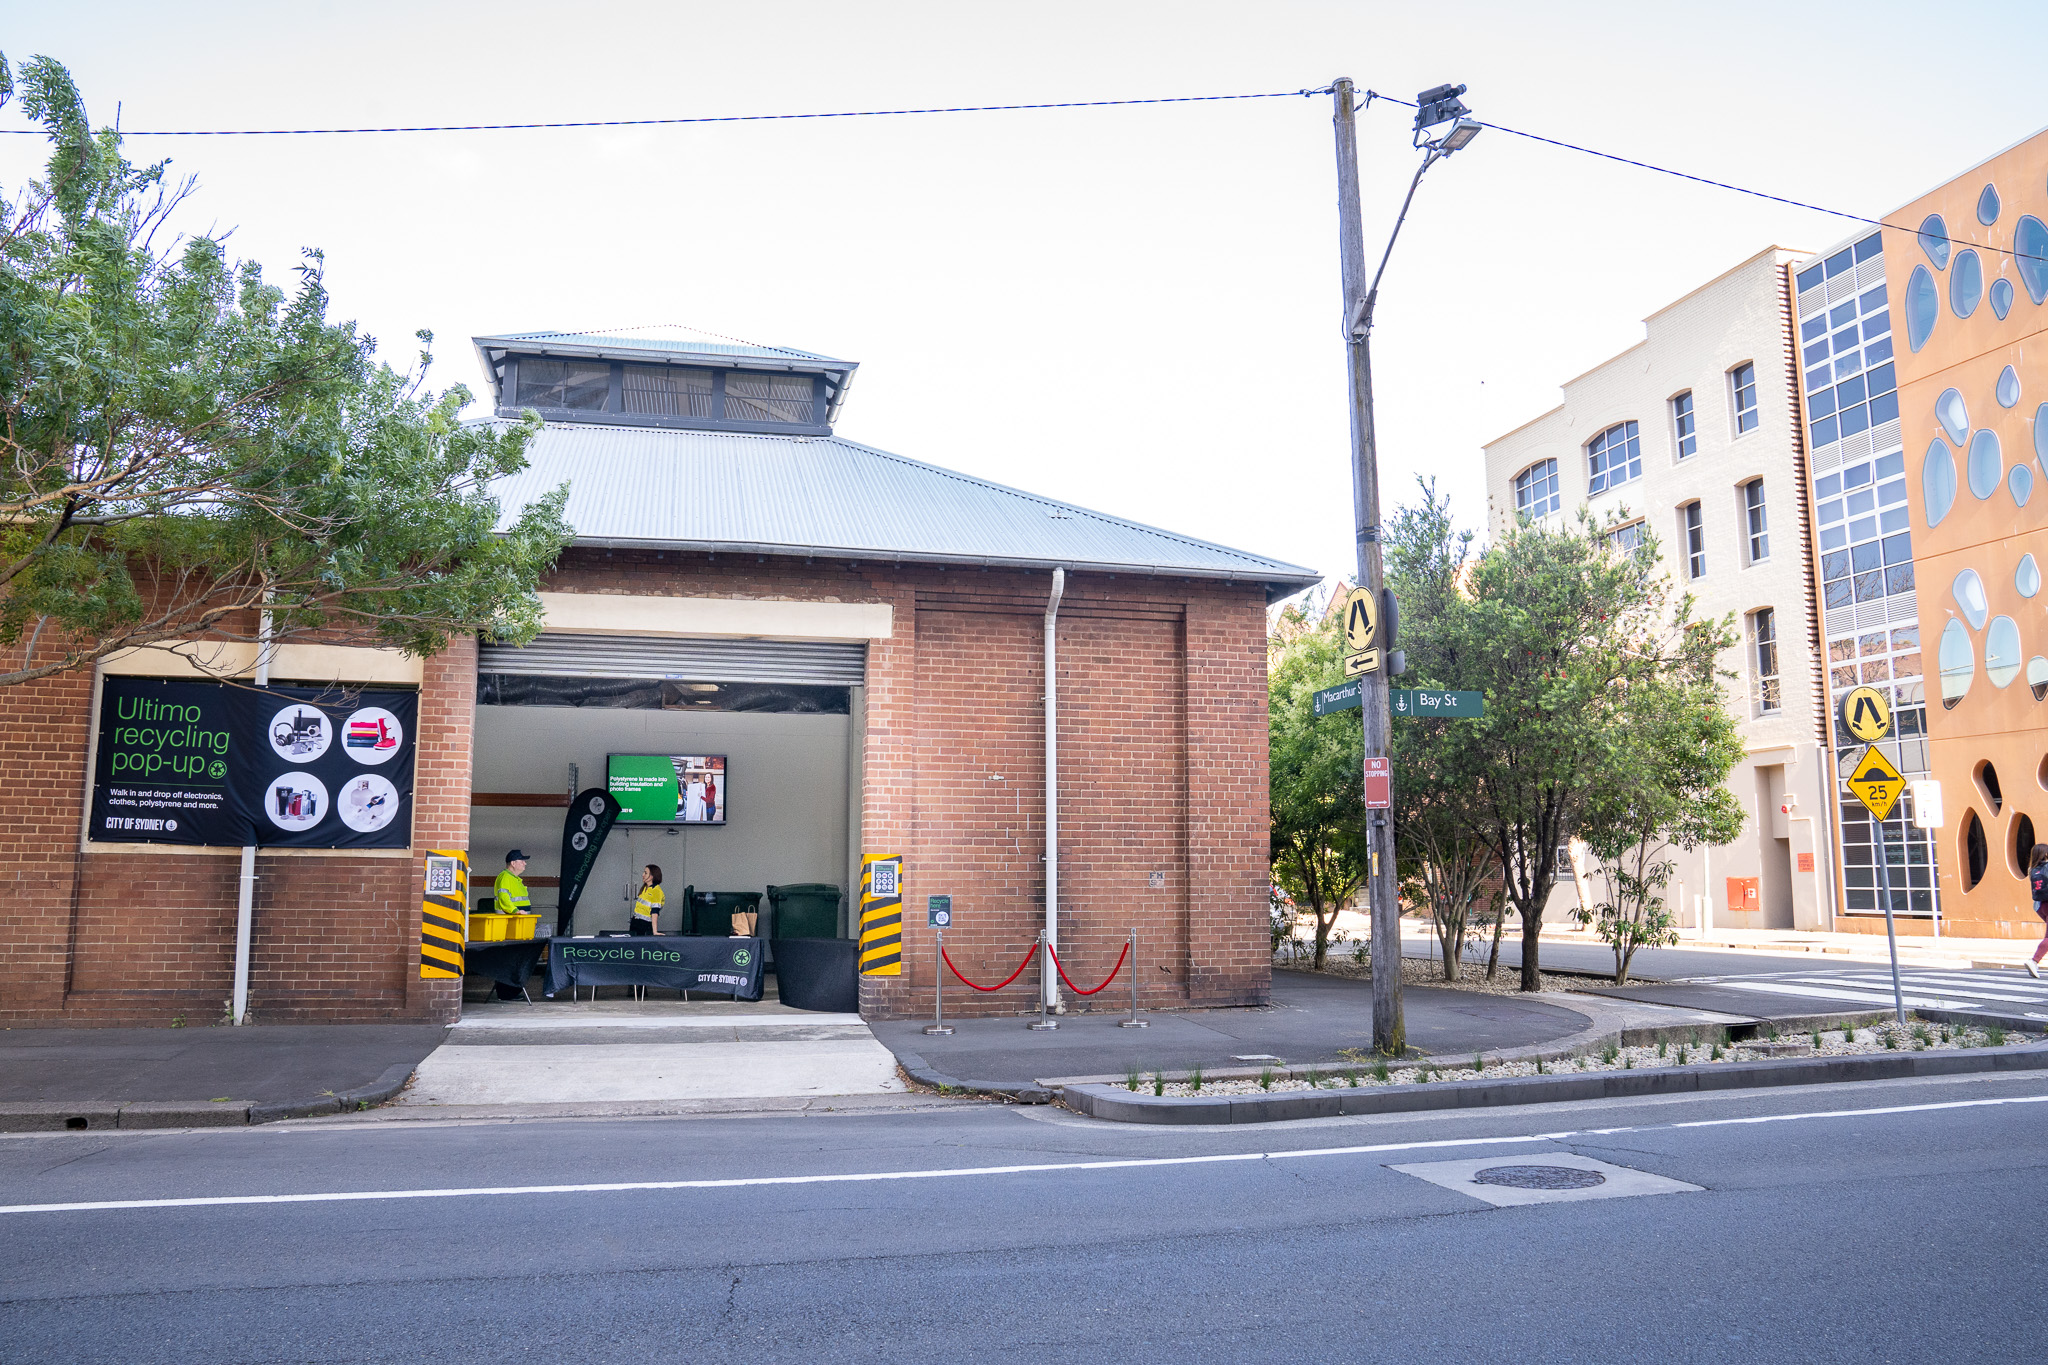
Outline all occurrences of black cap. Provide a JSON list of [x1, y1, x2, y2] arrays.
[[506, 849, 528, 863]]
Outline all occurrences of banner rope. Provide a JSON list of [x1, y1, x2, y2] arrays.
[[940, 942, 1038, 993], [1045, 942, 1130, 996]]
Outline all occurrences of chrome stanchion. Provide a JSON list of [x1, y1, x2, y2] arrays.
[[924, 928, 954, 1036], [1027, 930, 1059, 1030], [1119, 927, 1148, 1027]]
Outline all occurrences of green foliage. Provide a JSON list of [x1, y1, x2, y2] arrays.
[[1258, 1067, 1275, 1091], [1268, 613, 1368, 969], [1125, 1064, 1142, 1092], [1385, 479, 1501, 982], [1392, 491, 1741, 989], [0, 54, 570, 686]]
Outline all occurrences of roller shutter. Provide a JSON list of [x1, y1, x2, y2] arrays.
[[477, 633, 865, 685]]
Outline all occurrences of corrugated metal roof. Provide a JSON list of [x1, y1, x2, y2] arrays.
[[480, 331, 845, 363], [490, 422, 1319, 594]]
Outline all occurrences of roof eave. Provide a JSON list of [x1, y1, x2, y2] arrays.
[[566, 534, 1321, 602]]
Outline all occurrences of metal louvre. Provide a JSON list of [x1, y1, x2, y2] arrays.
[[478, 633, 866, 685]]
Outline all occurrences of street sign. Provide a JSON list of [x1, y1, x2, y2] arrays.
[[1847, 745, 1905, 820], [1841, 686, 1893, 742], [927, 894, 952, 928], [1364, 756, 1391, 809], [1909, 780, 1944, 829], [1341, 587, 1377, 653], [1313, 680, 1363, 715], [1343, 648, 1381, 677], [1390, 688, 1484, 718]]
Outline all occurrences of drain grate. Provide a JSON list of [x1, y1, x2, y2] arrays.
[[1472, 1164, 1607, 1191]]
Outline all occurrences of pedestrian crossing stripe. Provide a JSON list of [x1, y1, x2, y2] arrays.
[[419, 850, 467, 980], [858, 853, 903, 975]]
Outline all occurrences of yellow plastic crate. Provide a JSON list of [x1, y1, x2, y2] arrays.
[[505, 914, 539, 941], [470, 913, 509, 942]]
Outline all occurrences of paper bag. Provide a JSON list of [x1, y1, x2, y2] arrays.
[[730, 910, 758, 936]]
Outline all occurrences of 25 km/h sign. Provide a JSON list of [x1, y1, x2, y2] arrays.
[[1847, 744, 1906, 820], [1840, 685, 1893, 742]]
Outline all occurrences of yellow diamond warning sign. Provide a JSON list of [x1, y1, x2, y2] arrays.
[[1846, 744, 1905, 820]]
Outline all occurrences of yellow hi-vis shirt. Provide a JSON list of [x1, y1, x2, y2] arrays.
[[493, 869, 531, 914], [633, 885, 664, 922]]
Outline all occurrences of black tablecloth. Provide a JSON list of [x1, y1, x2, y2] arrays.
[[464, 939, 549, 989], [544, 935, 764, 1001]]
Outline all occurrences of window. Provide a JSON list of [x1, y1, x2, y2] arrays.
[[1743, 479, 1769, 562], [1672, 392, 1697, 458], [1609, 520, 1646, 553], [1731, 362, 1759, 435], [515, 357, 610, 411], [724, 372, 815, 424], [1751, 608, 1781, 714], [622, 365, 714, 418], [1682, 502, 1706, 579], [1514, 459, 1560, 518], [1587, 421, 1641, 494]]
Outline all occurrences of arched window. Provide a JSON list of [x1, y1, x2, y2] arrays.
[[1514, 459, 1560, 518], [1587, 423, 1641, 494]]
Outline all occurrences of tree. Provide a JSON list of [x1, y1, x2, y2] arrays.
[[1574, 669, 1745, 984], [1442, 509, 1735, 991], [1385, 479, 1500, 982], [0, 54, 570, 687], [1268, 616, 1367, 970]]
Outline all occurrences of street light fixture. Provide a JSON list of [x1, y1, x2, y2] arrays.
[[1327, 77, 1479, 1055]]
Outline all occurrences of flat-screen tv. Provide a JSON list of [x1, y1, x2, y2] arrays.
[[607, 753, 727, 825]]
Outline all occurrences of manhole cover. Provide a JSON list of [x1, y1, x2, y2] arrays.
[[1472, 1164, 1607, 1190]]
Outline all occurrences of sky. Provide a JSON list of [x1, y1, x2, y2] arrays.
[[5, 1, 2046, 602]]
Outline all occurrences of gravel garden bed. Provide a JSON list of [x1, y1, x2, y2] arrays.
[[1276, 955, 1567, 996], [1123, 1019, 2040, 1098]]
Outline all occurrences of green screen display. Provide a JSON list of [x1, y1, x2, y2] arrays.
[[606, 753, 727, 825]]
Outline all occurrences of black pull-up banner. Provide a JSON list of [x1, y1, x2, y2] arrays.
[[90, 677, 418, 849], [556, 788, 622, 936]]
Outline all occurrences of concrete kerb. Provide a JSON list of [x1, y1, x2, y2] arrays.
[[0, 1062, 420, 1133], [892, 1050, 1055, 1105], [1061, 1041, 2048, 1124]]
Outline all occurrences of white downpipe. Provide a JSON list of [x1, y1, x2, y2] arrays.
[[232, 606, 274, 1024], [1044, 568, 1065, 1010]]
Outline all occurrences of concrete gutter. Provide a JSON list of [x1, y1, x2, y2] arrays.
[[0, 1063, 417, 1132], [1061, 1043, 2048, 1125], [891, 1049, 1056, 1105]]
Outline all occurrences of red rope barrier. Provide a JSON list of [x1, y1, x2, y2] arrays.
[[1045, 941, 1129, 996], [941, 942, 1038, 992]]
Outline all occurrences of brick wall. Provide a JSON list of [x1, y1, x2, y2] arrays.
[[3, 549, 1275, 1025]]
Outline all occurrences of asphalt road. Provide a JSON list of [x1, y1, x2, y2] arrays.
[[2, 1072, 2043, 1362], [1412, 936, 1942, 981]]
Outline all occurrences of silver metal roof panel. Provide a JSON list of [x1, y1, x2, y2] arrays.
[[490, 422, 1318, 595]]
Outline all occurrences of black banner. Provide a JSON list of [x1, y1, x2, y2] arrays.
[[556, 788, 622, 936], [544, 935, 764, 1000], [90, 677, 417, 849]]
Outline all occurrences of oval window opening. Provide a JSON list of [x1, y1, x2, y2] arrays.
[[1919, 215, 1951, 269], [2018, 216, 2048, 304], [1906, 265, 1940, 351], [1968, 429, 2003, 500], [1953, 569, 1990, 629], [1987, 617, 2023, 689], [1951, 250, 1984, 318], [1936, 388, 1970, 445], [1998, 365, 2021, 408], [1962, 809, 1988, 891], [1976, 760, 2005, 814], [1978, 183, 2002, 226], [1991, 277, 2015, 320], [2011, 463, 2034, 508], [2011, 813, 2036, 879], [2031, 657, 2048, 702], [2018, 554, 2041, 599], [1924, 439, 1958, 528], [1939, 618, 1976, 707]]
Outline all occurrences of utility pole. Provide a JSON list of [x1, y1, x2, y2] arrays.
[[1330, 77, 1402, 1056]]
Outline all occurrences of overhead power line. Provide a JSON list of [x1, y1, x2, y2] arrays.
[[0, 89, 1324, 136]]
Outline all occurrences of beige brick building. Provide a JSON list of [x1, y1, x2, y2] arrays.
[[1482, 247, 1837, 931]]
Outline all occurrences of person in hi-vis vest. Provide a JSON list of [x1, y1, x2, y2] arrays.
[[631, 864, 664, 936], [494, 850, 531, 917]]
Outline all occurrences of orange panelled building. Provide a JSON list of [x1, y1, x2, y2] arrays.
[[1792, 127, 2048, 938]]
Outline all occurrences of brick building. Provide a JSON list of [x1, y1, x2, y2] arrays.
[[0, 331, 1313, 1026]]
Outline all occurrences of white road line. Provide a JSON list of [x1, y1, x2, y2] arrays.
[[1701, 980, 1967, 1009], [5, 1093, 2044, 1217]]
